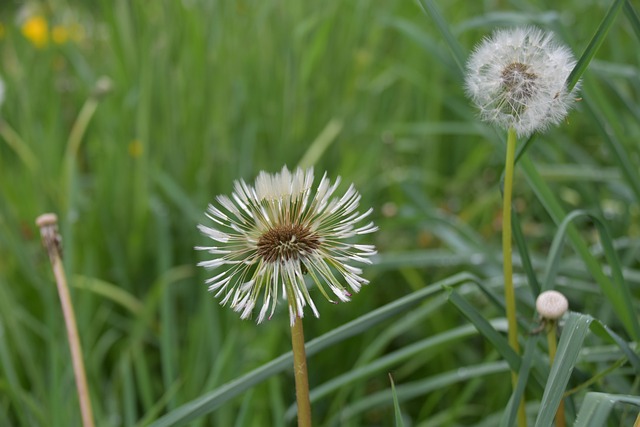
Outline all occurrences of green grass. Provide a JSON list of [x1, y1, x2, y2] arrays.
[[1, 0, 639, 425]]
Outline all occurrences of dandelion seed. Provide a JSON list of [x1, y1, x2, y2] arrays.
[[196, 166, 378, 326], [465, 27, 580, 137]]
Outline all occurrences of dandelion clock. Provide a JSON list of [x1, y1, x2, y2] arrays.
[[196, 166, 377, 426], [463, 27, 580, 427]]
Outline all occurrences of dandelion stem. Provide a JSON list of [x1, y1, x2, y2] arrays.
[[502, 127, 527, 426], [63, 77, 112, 209], [36, 213, 95, 427], [546, 322, 565, 427], [291, 316, 312, 427]]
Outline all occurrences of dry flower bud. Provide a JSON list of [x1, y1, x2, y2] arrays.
[[536, 290, 568, 320]]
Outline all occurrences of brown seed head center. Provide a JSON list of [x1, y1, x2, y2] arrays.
[[501, 62, 538, 100], [257, 224, 321, 263]]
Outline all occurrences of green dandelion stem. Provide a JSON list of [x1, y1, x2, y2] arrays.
[[502, 127, 527, 427], [502, 128, 519, 355], [291, 316, 312, 427]]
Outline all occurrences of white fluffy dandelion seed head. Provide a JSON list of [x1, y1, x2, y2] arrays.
[[465, 26, 580, 138], [536, 290, 569, 320], [196, 166, 378, 326]]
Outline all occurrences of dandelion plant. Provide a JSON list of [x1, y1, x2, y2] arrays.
[[465, 26, 580, 426], [196, 166, 377, 426]]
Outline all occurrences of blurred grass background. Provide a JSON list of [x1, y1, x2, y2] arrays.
[[0, 0, 639, 425]]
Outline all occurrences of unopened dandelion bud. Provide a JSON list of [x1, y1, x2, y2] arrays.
[[536, 290, 569, 320], [92, 76, 114, 99]]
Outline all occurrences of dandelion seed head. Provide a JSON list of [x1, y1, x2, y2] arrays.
[[256, 223, 321, 263], [465, 26, 580, 137], [197, 166, 377, 326]]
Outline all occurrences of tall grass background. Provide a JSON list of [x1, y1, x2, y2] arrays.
[[0, 0, 639, 425]]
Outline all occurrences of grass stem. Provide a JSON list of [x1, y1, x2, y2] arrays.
[[36, 213, 95, 427]]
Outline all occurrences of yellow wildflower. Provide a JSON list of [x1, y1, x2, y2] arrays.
[[21, 15, 49, 48], [52, 25, 69, 44], [128, 140, 144, 158]]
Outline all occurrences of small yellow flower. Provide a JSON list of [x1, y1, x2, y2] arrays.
[[68, 23, 85, 43], [52, 25, 69, 44], [128, 140, 144, 158], [51, 23, 84, 45], [21, 15, 49, 48]]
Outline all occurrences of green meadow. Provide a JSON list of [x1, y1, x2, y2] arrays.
[[1, 0, 639, 425]]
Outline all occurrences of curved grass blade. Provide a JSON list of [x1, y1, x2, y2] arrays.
[[150, 273, 477, 426], [297, 118, 343, 169], [582, 79, 640, 203], [511, 210, 540, 297], [573, 392, 640, 427], [588, 321, 640, 376], [515, 0, 625, 164], [535, 313, 640, 427], [327, 361, 509, 425], [535, 312, 592, 427], [566, 0, 625, 90], [73, 276, 145, 317], [415, 0, 466, 75], [386, 18, 458, 75], [541, 210, 640, 339], [625, 1, 640, 41], [284, 319, 508, 421], [447, 288, 520, 371], [519, 155, 640, 341]]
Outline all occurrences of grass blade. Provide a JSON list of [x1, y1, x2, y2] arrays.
[[516, 0, 624, 163], [541, 210, 640, 339], [284, 320, 507, 421], [535, 312, 592, 427], [567, 0, 625, 90], [501, 335, 540, 427], [624, 1, 640, 41], [583, 320, 640, 376], [415, 0, 466, 74], [573, 392, 640, 427], [582, 79, 640, 203], [150, 273, 477, 426], [328, 361, 509, 424], [520, 155, 640, 340], [389, 374, 405, 427], [511, 210, 540, 297], [447, 288, 520, 371]]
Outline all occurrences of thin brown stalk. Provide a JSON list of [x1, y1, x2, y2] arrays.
[[36, 213, 95, 427]]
